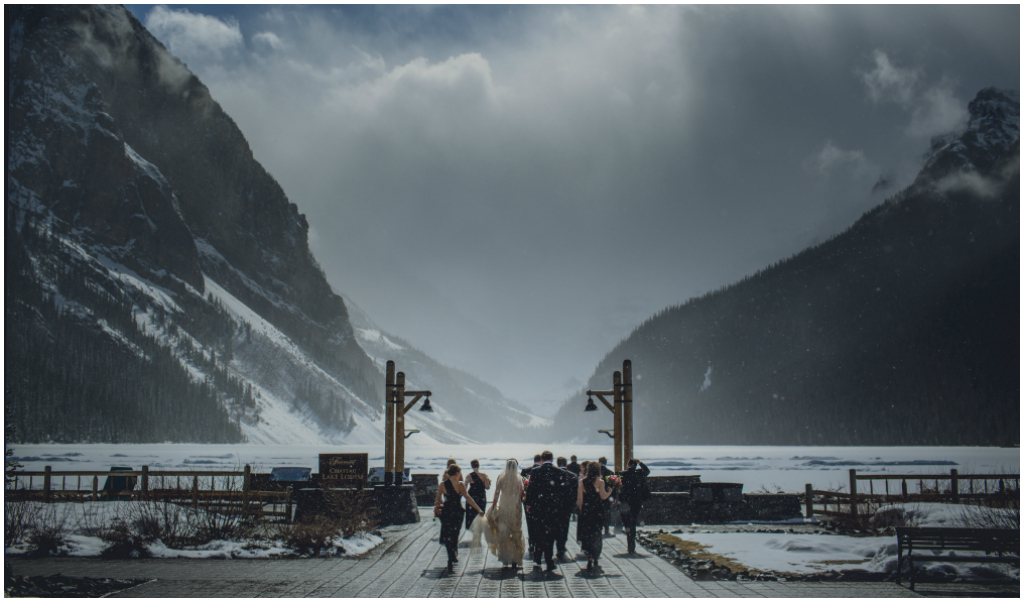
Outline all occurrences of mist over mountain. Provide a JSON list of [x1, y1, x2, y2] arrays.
[[5, 5, 531, 444], [552, 88, 1019, 447]]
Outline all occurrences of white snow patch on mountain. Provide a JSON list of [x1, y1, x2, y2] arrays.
[[356, 328, 405, 351]]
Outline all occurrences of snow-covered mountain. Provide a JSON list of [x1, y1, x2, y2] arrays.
[[5, 5, 535, 445], [342, 296, 546, 444], [550, 88, 1019, 446]]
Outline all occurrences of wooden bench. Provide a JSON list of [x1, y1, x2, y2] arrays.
[[896, 527, 1019, 590]]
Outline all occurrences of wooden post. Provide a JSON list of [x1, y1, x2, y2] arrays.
[[622, 359, 634, 467], [43, 466, 51, 502], [805, 484, 814, 518], [286, 486, 293, 522], [849, 469, 858, 519], [243, 464, 252, 516], [192, 476, 199, 509], [950, 469, 959, 503], [141, 466, 149, 500], [613, 371, 623, 473], [384, 361, 396, 486], [395, 372, 407, 485], [92, 475, 99, 502]]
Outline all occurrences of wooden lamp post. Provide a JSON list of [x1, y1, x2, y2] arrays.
[[585, 359, 634, 472], [384, 360, 433, 486]]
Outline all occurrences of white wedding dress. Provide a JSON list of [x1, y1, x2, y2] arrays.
[[471, 459, 525, 566]]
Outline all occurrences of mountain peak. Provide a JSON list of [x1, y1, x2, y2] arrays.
[[917, 87, 1019, 186]]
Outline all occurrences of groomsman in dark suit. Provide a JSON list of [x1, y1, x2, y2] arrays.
[[554, 457, 576, 562], [618, 458, 651, 554], [565, 455, 581, 521], [521, 454, 541, 478], [523, 450, 574, 572], [522, 454, 541, 559]]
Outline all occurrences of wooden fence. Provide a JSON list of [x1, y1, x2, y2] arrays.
[[805, 469, 1019, 521], [5, 465, 293, 521]]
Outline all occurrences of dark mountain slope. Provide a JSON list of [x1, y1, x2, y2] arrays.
[[552, 89, 1019, 446]]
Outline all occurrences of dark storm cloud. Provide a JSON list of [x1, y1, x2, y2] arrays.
[[134, 4, 1019, 405]]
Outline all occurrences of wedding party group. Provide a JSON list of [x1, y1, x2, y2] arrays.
[[433, 451, 651, 576]]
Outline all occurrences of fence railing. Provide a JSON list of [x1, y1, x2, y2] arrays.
[[804, 469, 1019, 520], [5, 465, 293, 521]]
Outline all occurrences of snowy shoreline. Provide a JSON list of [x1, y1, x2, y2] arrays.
[[9, 443, 1018, 493]]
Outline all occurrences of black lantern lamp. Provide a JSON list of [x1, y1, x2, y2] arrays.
[[420, 395, 434, 412], [584, 395, 598, 412]]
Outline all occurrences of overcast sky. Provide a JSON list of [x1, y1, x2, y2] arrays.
[[126, 4, 1019, 409]]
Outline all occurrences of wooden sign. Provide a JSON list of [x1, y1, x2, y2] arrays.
[[319, 453, 368, 489]]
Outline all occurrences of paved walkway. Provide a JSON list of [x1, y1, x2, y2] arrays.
[[7, 508, 925, 597]]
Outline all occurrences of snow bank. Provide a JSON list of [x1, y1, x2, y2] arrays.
[[661, 502, 1019, 579]]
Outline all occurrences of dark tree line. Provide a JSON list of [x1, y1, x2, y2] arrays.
[[5, 216, 245, 443], [292, 379, 357, 433]]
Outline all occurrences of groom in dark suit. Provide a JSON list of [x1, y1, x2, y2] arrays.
[[523, 450, 574, 571]]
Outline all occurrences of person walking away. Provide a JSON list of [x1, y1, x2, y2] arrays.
[[523, 451, 574, 572], [575, 461, 590, 545], [475, 458, 526, 573], [578, 462, 612, 574], [598, 457, 614, 537], [565, 455, 581, 521], [618, 458, 651, 555], [522, 453, 541, 560], [554, 457, 575, 561], [465, 459, 490, 529], [521, 454, 541, 478], [435, 464, 484, 573]]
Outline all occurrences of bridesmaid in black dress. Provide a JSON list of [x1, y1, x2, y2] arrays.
[[575, 461, 590, 544], [577, 462, 611, 573], [434, 464, 484, 573], [465, 459, 491, 529]]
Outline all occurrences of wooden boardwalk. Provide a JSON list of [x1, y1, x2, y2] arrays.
[[6, 508, 924, 597]]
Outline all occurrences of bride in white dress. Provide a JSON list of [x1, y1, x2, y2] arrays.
[[471, 458, 526, 571]]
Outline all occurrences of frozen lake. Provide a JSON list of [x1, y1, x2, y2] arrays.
[[10, 443, 1018, 493]]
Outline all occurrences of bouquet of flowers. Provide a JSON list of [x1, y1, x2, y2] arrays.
[[604, 474, 622, 492], [523, 477, 530, 490]]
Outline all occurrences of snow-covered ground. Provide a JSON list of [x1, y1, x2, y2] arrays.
[[652, 503, 1019, 579], [3, 500, 382, 559]]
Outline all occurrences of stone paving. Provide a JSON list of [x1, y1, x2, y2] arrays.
[[6, 508, 932, 597]]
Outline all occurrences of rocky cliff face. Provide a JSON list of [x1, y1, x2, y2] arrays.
[[7, 7, 202, 293], [6, 5, 533, 444]]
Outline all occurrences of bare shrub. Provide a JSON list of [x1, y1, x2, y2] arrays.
[[278, 515, 342, 556], [24, 504, 70, 558], [130, 500, 192, 548], [4, 500, 40, 546], [189, 501, 252, 544], [956, 498, 1019, 530], [323, 489, 378, 538], [99, 518, 152, 560]]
